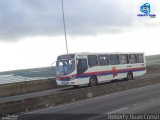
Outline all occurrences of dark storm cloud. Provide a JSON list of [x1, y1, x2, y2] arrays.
[[0, 0, 132, 40]]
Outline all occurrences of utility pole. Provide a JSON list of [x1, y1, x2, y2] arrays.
[[61, 0, 68, 54]]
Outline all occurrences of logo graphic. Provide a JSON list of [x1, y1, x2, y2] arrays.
[[137, 3, 156, 18], [140, 3, 150, 15], [112, 67, 117, 78]]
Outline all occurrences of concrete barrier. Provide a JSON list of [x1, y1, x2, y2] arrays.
[[0, 78, 58, 97], [147, 66, 160, 74], [1, 76, 160, 114]]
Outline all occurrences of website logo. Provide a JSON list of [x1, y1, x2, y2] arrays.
[[140, 3, 150, 15], [137, 3, 156, 18]]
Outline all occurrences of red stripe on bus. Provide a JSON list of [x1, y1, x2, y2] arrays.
[[57, 67, 146, 80]]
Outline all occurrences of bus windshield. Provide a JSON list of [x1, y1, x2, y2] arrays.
[[56, 59, 75, 75]]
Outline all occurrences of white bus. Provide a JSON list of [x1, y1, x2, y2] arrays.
[[56, 52, 146, 87]]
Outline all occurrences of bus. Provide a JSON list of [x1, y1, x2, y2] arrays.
[[56, 52, 146, 87]]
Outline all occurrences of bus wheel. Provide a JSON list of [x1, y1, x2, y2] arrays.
[[89, 76, 98, 87], [127, 72, 133, 80]]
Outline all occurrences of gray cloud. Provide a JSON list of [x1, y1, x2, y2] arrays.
[[0, 0, 133, 40]]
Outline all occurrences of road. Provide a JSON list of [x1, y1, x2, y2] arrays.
[[0, 73, 160, 104], [17, 77, 160, 120]]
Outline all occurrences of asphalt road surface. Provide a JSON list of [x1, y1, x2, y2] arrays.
[[18, 81, 160, 120]]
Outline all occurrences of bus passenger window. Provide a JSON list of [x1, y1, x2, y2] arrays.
[[129, 54, 137, 63], [120, 54, 128, 64], [137, 54, 144, 63], [98, 55, 109, 66], [88, 55, 98, 67], [109, 54, 120, 65]]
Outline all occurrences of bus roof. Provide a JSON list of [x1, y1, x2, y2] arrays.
[[58, 52, 145, 56]]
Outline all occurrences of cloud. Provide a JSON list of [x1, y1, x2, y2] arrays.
[[0, 0, 133, 41]]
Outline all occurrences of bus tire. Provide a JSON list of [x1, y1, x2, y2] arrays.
[[127, 72, 133, 80], [89, 76, 98, 87]]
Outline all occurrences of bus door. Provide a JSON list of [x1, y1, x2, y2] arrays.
[[76, 58, 89, 85], [77, 58, 88, 74]]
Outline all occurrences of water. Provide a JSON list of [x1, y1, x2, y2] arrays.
[[0, 74, 54, 84]]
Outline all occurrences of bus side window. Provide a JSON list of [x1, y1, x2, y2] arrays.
[[77, 59, 88, 74], [98, 55, 109, 66], [109, 54, 120, 65], [129, 54, 137, 63], [137, 54, 144, 63], [120, 54, 128, 64], [88, 55, 98, 67]]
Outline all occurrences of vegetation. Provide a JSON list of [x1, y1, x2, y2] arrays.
[[146, 54, 160, 67], [0, 67, 56, 78]]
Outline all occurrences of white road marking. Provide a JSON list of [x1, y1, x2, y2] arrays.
[[107, 107, 128, 114]]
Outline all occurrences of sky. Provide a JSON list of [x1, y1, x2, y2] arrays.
[[0, 0, 159, 71]]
